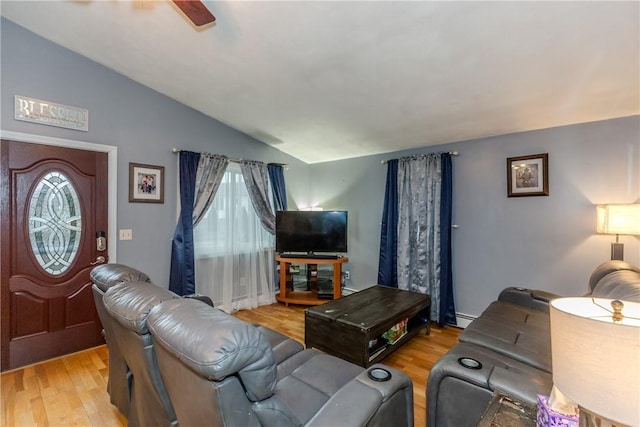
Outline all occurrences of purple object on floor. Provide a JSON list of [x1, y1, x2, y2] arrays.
[[536, 395, 578, 427]]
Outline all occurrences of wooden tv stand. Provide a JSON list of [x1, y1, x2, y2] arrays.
[[275, 255, 348, 306]]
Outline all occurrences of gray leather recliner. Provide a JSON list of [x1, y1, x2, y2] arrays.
[[147, 298, 415, 427], [92, 263, 219, 417], [90, 263, 151, 416], [426, 260, 640, 427], [103, 281, 180, 427], [94, 263, 306, 424]]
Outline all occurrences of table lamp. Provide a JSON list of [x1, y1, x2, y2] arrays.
[[550, 297, 640, 427], [596, 204, 640, 260]]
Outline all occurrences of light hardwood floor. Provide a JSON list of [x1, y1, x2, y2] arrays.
[[1, 302, 461, 427]]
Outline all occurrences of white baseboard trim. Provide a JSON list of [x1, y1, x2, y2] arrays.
[[454, 312, 476, 329], [342, 287, 358, 295]]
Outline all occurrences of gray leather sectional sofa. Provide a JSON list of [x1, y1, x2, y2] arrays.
[[91, 263, 414, 427], [426, 260, 640, 427]]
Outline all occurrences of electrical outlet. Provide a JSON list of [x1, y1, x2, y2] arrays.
[[344, 271, 350, 280], [119, 229, 133, 240]]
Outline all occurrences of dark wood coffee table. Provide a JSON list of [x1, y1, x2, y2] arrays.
[[304, 285, 431, 367]]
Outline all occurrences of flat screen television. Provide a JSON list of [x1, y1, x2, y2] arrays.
[[275, 210, 348, 254]]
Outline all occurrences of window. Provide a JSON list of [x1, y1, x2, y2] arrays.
[[28, 171, 82, 275], [193, 163, 275, 312]]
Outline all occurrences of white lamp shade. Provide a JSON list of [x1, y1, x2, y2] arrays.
[[596, 204, 640, 235], [550, 297, 640, 426]]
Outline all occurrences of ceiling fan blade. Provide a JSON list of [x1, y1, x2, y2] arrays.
[[172, 0, 216, 27]]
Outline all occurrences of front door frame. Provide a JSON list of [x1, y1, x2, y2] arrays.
[[0, 130, 118, 263]]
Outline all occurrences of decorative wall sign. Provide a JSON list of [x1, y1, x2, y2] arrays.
[[14, 95, 89, 131], [506, 153, 549, 197], [129, 163, 165, 203]]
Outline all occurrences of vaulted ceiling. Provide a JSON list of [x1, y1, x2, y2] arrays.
[[2, 1, 638, 163]]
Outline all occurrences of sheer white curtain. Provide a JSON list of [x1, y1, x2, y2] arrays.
[[193, 163, 275, 313]]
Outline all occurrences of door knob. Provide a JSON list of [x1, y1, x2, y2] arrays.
[[90, 256, 106, 266]]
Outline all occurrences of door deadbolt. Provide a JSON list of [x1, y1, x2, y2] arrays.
[[96, 231, 106, 252]]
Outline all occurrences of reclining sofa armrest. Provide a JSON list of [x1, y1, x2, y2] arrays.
[[306, 365, 413, 427], [497, 287, 560, 313], [488, 366, 552, 407], [530, 289, 557, 303]]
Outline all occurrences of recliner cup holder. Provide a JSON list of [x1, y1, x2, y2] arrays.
[[458, 357, 482, 370], [368, 367, 392, 381]]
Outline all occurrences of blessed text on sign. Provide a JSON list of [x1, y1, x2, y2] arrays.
[[14, 95, 89, 131]]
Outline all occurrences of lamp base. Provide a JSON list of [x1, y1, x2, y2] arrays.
[[610, 242, 624, 261]]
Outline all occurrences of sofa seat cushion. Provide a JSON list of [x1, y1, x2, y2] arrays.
[[264, 350, 364, 425], [255, 325, 304, 365], [459, 300, 551, 372]]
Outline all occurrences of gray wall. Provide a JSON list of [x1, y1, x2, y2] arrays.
[[1, 18, 309, 284], [3, 18, 639, 317], [310, 116, 640, 317]]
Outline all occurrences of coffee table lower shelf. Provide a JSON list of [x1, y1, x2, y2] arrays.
[[364, 326, 426, 365]]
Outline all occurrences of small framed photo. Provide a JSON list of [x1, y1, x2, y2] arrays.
[[129, 163, 165, 203], [506, 153, 549, 197]]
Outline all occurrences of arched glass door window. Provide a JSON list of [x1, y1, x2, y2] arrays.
[[28, 171, 82, 275]]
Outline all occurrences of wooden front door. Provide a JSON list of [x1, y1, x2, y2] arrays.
[[0, 140, 108, 371]]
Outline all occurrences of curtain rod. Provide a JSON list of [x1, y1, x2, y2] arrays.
[[171, 148, 287, 167], [380, 151, 459, 164]]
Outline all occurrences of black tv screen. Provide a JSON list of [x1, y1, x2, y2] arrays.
[[276, 211, 348, 254]]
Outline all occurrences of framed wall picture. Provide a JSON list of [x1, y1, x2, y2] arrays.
[[129, 163, 165, 203], [506, 153, 549, 197]]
